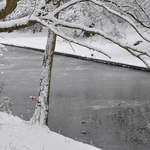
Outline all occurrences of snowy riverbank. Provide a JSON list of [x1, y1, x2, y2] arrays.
[[0, 30, 150, 68], [0, 112, 101, 150]]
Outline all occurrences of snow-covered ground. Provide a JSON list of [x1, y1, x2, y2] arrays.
[[0, 112, 101, 150], [0, 28, 150, 68]]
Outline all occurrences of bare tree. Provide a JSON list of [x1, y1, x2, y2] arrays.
[[0, 0, 150, 125]]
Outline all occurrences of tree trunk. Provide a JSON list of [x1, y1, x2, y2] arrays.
[[31, 30, 56, 125]]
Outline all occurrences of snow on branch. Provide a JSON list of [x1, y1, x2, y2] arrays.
[[34, 17, 111, 58], [89, 0, 150, 43], [0, 16, 37, 32], [50, 0, 150, 42], [0, 16, 30, 29], [47, 0, 150, 42], [38, 16, 150, 67], [52, 0, 87, 16], [58, 25, 150, 67], [33, 16, 150, 67], [42, 15, 150, 64], [105, 0, 150, 29]]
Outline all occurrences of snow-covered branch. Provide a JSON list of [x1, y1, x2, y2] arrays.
[[105, 0, 150, 29], [47, 0, 150, 43], [89, 0, 150, 43], [0, 16, 30, 28], [0, 15, 37, 32], [37, 18, 150, 68], [52, 0, 87, 16], [40, 14, 150, 67], [34, 16, 150, 67], [35, 17, 111, 58], [0, 16, 37, 32]]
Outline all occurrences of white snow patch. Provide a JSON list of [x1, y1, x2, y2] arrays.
[[0, 112, 101, 150]]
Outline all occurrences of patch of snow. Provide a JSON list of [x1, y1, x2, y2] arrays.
[[0, 112, 101, 150]]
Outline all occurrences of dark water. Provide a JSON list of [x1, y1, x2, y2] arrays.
[[1, 46, 150, 150]]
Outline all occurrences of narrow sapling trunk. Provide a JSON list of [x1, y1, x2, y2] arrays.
[[31, 30, 56, 125]]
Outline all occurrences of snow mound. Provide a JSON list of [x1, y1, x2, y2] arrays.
[[0, 112, 101, 150]]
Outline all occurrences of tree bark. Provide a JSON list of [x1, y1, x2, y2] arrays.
[[30, 0, 61, 126], [31, 29, 56, 125]]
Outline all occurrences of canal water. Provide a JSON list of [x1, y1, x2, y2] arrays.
[[0, 46, 41, 119], [1, 46, 150, 150]]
